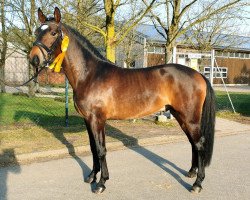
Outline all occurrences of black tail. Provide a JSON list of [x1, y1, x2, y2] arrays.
[[200, 76, 216, 167]]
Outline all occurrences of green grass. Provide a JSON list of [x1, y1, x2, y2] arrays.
[[0, 93, 82, 127], [215, 91, 250, 116], [0, 91, 249, 128]]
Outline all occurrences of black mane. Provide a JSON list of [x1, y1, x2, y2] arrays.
[[63, 24, 106, 61]]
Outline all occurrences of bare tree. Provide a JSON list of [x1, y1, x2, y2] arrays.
[[6, 0, 42, 95], [59, 0, 105, 49], [184, 9, 246, 51], [80, 0, 156, 63], [143, 0, 248, 62], [118, 28, 144, 68]]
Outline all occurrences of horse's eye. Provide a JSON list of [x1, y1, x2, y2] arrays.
[[51, 31, 57, 36]]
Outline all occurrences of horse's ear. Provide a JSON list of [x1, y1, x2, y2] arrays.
[[54, 7, 61, 23], [38, 8, 46, 23]]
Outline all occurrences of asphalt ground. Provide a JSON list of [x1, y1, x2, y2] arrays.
[[0, 132, 249, 200]]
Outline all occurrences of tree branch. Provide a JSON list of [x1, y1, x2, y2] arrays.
[[116, 0, 156, 45], [81, 21, 107, 43], [178, 0, 198, 21]]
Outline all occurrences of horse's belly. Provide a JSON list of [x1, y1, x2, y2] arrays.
[[109, 93, 168, 120]]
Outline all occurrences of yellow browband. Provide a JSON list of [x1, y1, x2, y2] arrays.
[[49, 36, 69, 72]]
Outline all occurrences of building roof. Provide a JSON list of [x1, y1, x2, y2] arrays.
[[136, 24, 250, 52], [136, 24, 166, 43]]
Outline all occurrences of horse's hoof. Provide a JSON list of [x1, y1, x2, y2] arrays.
[[85, 176, 96, 184], [186, 171, 197, 178], [93, 185, 106, 194], [191, 185, 202, 194]]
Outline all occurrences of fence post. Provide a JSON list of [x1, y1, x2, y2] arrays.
[[65, 76, 69, 127]]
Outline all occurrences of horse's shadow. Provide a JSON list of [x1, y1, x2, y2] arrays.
[[107, 124, 191, 190], [14, 111, 92, 182], [0, 149, 21, 200], [14, 111, 191, 191]]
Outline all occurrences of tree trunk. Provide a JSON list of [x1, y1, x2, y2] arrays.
[[0, 66, 6, 93], [0, 0, 7, 93], [106, 23, 116, 63], [165, 21, 178, 64], [104, 0, 116, 63], [27, 55, 36, 97], [28, 0, 37, 96]]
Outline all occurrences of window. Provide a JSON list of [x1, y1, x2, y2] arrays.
[[235, 52, 240, 57], [148, 46, 154, 53], [155, 46, 162, 53], [203, 67, 228, 79], [229, 52, 235, 57], [215, 51, 223, 57], [147, 46, 165, 54]]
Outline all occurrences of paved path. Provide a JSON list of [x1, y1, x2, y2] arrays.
[[0, 132, 249, 200], [213, 85, 250, 93]]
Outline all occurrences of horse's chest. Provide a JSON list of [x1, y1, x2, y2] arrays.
[[73, 94, 89, 118]]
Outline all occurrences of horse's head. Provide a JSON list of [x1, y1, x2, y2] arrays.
[[29, 7, 63, 68]]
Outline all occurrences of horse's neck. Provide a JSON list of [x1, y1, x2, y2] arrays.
[[62, 35, 98, 90]]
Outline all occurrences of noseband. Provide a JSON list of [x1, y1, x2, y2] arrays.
[[33, 22, 63, 67]]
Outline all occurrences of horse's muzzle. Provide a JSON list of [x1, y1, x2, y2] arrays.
[[30, 55, 40, 67]]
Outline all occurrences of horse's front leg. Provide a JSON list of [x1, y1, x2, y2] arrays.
[[84, 119, 100, 183], [88, 115, 109, 194]]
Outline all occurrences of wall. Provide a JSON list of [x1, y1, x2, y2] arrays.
[[215, 58, 250, 84], [38, 69, 65, 85], [5, 49, 28, 84], [147, 50, 250, 84], [147, 53, 165, 67]]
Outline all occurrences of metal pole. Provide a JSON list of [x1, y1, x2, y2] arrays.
[[172, 46, 177, 63], [210, 49, 215, 86], [214, 59, 236, 113], [65, 76, 69, 127], [143, 37, 147, 68]]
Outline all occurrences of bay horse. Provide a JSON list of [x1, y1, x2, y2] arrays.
[[29, 7, 215, 194]]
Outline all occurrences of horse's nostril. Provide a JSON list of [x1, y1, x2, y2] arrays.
[[32, 55, 40, 66]]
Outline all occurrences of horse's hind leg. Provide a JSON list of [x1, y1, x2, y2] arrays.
[[187, 144, 198, 178], [171, 109, 205, 193], [170, 109, 198, 178], [184, 121, 205, 193]]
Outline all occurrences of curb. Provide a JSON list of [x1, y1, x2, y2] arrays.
[[1, 129, 248, 166], [14, 135, 186, 165]]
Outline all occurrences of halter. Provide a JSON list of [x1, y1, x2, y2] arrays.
[[33, 22, 63, 67]]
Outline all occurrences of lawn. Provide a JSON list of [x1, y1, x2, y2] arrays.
[[215, 91, 250, 116], [0, 91, 249, 128], [0, 93, 82, 128]]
